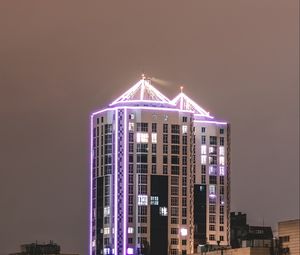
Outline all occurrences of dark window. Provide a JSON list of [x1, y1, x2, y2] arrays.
[[210, 136, 217, 145], [220, 137, 225, 146], [137, 143, 148, 153], [171, 135, 180, 144], [220, 128, 224, 134], [171, 156, 179, 165], [137, 123, 148, 132], [163, 165, 168, 174], [163, 124, 168, 133], [171, 166, 180, 175], [137, 154, 148, 163], [152, 123, 157, 132], [182, 136, 187, 145], [163, 134, 168, 143], [171, 145, 180, 154], [182, 116, 187, 122], [152, 155, 157, 164], [201, 127, 206, 133], [171, 125, 180, 134], [201, 165, 206, 174], [201, 136, 206, 145], [152, 144, 157, 153], [163, 155, 168, 164], [209, 176, 217, 184]]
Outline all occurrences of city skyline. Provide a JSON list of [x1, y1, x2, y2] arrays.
[[0, 1, 298, 255]]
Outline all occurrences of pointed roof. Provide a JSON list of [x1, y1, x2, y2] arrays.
[[172, 91, 214, 119], [110, 77, 174, 106]]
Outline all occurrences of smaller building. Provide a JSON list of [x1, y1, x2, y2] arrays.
[[195, 247, 271, 255], [9, 241, 79, 255], [278, 219, 300, 255], [230, 212, 273, 249]]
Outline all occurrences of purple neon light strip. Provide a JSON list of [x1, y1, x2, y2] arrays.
[[114, 109, 118, 253], [123, 108, 128, 255], [91, 106, 194, 116], [89, 115, 93, 255], [194, 120, 227, 125]]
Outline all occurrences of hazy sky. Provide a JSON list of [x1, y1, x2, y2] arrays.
[[0, 1, 298, 254]]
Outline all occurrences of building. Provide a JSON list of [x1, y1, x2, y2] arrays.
[[230, 212, 273, 250], [90, 76, 230, 255], [9, 241, 79, 255], [278, 219, 300, 255], [195, 247, 271, 255]]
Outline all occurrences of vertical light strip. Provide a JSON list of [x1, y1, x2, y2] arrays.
[[114, 109, 119, 254], [89, 115, 93, 255], [123, 108, 128, 255]]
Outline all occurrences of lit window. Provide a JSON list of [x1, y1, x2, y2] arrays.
[[128, 227, 134, 234], [219, 146, 224, 156], [128, 122, 134, 131], [136, 132, 149, 143], [104, 207, 110, 216], [201, 145, 207, 155], [103, 227, 110, 234], [150, 196, 159, 205], [151, 133, 157, 143], [209, 185, 216, 195], [129, 114, 135, 120], [219, 156, 225, 165], [159, 207, 168, 216], [138, 195, 148, 205], [92, 240, 96, 247], [219, 166, 225, 176], [182, 125, 188, 134], [201, 155, 207, 164], [180, 228, 188, 236], [127, 248, 134, 255], [103, 248, 111, 254]]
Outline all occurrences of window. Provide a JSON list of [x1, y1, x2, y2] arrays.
[[201, 135, 206, 144], [171, 197, 179, 206], [201, 155, 207, 164], [220, 215, 224, 224], [182, 146, 187, 155], [171, 228, 178, 235], [171, 145, 180, 154], [152, 144, 157, 153], [152, 123, 157, 132], [138, 226, 147, 234], [129, 113, 135, 120], [220, 226, 224, 231], [151, 133, 157, 143], [137, 154, 147, 163], [163, 124, 168, 133], [201, 127, 206, 133], [171, 156, 179, 165], [171, 187, 179, 195], [219, 166, 225, 176], [171, 217, 179, 224], [136, 133, 149, 143], [219, 156, 225, 165], [171, 238, 178, 245], [103, 227, 110, 234], [171, 135, 180, 144], [163, 144, 168, 154], [182, 116, 187, 122], [182, 240, 187, 245], [209, 166, 217, 175], [151, 165, 156, 174], [201, 165, 206, 174], [182, 136, 187, 144], [209, 176, 217, 184], [163, 165, 168, 174], [171, 207, 179, 216], [219, 146, 225, 156], [209, 205, 216, 213], [163, 134, 168, 143], [201, 175, 206, 184], [210, 136, 217, 145], [136, 122, 148, 132], [279, 236, 290, 242], [209, 234, 215, 241], [209, 185, 216, 195], [152, 155, 156, 164], [128, 122, 134, 131], [182, 197, 187, 206], [138, 206, 147, 215], [220, 176, 225, 185], [220, 128, 224, 134], [201, 145, 207, 155], [182, 125, 188, 134], [104, 207, 110, 216], [128, 227, 134, 234], [159, 207, 168, 216], [209, 225, 215, 231], [163, 155, 168, 164], [220, 236, 224, 241], [220, 205, 224, 214], [209, 156, 217, 165], [171, 176, 179, 186], [180, 228, 188, 236], [220, 137, 224, 146], [171, 166, 180, 175], [137, 143, 148, 153], [138, 195, 148, 205], [171, 125, 180, 134], [150, 196, 159, 205]]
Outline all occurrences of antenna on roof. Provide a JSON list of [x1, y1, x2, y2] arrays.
[[180, 86, 184, 93]]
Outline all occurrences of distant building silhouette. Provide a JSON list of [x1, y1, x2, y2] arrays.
[[230, 212, 273, 249], [9, 241, 79, 255]]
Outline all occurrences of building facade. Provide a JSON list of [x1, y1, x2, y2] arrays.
[[90, 76, 230, 255], [278, 219, 300, 255]]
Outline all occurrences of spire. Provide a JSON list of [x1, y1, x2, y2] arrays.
[[110, 76, 174, 106]]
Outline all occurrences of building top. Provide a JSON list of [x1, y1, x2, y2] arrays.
[[109, 76, 175, 107], [171, 89, 214, 119]]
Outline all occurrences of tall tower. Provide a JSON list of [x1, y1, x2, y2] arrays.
[[90, 76, 230, 255]]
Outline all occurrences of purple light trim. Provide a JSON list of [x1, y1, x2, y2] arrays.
[[194, 120, 227, 125], [123, 108, 128, 255], [89, 115, 93, 255], [114, 109, 118, 253], [91, 106, 194, 116]]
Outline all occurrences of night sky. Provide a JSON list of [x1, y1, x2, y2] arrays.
[[0, 1, 298, 254]]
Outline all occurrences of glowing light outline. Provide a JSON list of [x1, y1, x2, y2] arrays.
[[194, 120, 227, 125], [123, 108, 128, 255], [114, 109, 118, 254], [110, 79, 174, 106], [89, 115, 93, 255], [172, 92, 214, 118]]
